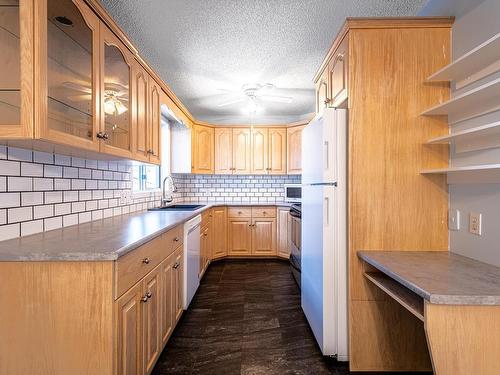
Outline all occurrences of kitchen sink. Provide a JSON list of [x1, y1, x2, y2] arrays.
[[148, 204, 205, 211]]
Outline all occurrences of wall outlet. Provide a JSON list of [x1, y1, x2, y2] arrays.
[[469, 212, 482, 236], [448, 209, 460, 231]]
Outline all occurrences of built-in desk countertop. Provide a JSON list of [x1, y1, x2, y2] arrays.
[[357, 250, 500, 375]]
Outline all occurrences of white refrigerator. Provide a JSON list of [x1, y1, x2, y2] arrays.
[[301, 108, 348, 360]]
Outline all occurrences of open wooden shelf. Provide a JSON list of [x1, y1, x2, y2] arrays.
[[427, 120, 500, 144], [364, 272, 424, 322], [421, 77, 500, 123], [427, 32, 500, 87], [421, 164, 500, 174]]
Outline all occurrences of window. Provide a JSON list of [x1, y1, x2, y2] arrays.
[[132, 164, 160, 191]]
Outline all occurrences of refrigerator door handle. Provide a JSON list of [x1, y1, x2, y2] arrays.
[[324, 141, 329, 171], [324, 196, 329, 226]]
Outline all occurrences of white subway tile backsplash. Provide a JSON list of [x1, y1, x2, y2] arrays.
[[0, 223, 20, 241], [8, 147, 32, 162], [8, 207, 33, 223], [0, 193, 20, 208], [21, 220, 44, 236], [34, 205, 54, 220], [0, 146, 160, 240], [21, 192, 43, 206], [33, 178, 53, 191], [44, 216, 62, 231], [21, 162, 44, 177], [0, 160, 21, 176], [33, 151, 53, 164], [44, 191, 63, 204], [54, 179, 71, 190], [8, 177, 32, 192], [44, 165, 63, 178], [63, 214, 79, 227]]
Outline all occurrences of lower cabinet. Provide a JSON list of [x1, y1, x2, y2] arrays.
[[252, 218, 277, 256], [227, 217, 253, 256], [115, 231, 184, 375], [212, 207, 227, 258], [115, 281, 143, 375], [277, 207, 290, 259], [227, 207, 278, 256]]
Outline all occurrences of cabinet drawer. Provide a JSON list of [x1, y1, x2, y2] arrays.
[[227, 207, 252, 218], [163, 225, 183, 252], [115, 225, 183, 299], [251, 207, 276, 218]]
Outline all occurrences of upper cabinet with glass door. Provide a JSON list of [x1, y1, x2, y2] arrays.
[[40, 0, 100, 150], [0, 0, 33, 138], [100, 23, 133, 158]]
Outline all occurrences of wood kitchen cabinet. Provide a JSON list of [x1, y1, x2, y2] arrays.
[[277, 207, 290, 259], [252, 217, 276, 255], [99, 22, 134, 158], [287, 125, 305, 174], [160, 254, 174, 346], [232, 128, 252, 174], [192, 124, 214, 174], [328, 36, 348, 107], [268, 128, 287, 174], [227, 207, 277, 256], [115, 280, 143, 375], [142, 265, 161, 375], [147, 77, 161, 164], [172, 246, 184, 324], [132, 63, 150, 162], [212, 207, 227, 259], [214, 127, 233, 174], [227, 217, 252, 256], [251, 127, 268, 174], [0, 0, 164, 164], [316, 68, 329, 113]]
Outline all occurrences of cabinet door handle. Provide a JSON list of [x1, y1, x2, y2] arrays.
[[142, 257, 151, 264], [324, 98, 331, 106], [204, 233, 208, 237], [146, 291, 152, 299], [174, 237, 180, 242], [96, 131, 109, 140], [147, 149, 154, 155], [173, 262, 180, 269], [141, 294, 149, 303]]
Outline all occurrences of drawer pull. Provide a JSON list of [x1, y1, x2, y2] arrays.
[[146, 291, 152, 299], [238, 211, 242, 214], [174, 237, 180, 242], [142, 257, 151, 264], [204, 233, 208, 237], [173, 262, 180, 269], [141, 294, 148, 303]]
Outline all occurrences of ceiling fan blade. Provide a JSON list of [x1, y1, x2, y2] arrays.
[[67, 94, 92, 102], [217, 88, 241, 95], [257, 94, 293, 104], [62, 82, 92, 94], [217, 98, 247, 107]]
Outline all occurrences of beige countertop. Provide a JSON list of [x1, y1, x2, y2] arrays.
[[0, 201, 291, 261], [358, 251, 500, 305]]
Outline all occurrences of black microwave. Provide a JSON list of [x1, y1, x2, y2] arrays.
[[284, 184, 302, 203]]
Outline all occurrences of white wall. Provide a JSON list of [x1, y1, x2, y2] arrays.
[[420, 0, 500, 266]]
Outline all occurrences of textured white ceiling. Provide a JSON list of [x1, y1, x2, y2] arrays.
[[100, 0, 427, 125]]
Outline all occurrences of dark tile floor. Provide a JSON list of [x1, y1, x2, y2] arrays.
[[152, 259, 432, 375]]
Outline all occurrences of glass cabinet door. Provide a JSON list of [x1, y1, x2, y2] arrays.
[[101, 25, 132, 157], [0, 0, 32, 137], [44, 0, 99, 149]]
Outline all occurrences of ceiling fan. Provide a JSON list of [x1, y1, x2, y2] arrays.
[[216, 83, 293, 112], [63, 81, 129, 115]]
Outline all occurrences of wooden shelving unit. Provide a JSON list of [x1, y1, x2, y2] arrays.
[[421, 164, 500, 174], [427, 32, 500, 89], [421, 77, 500, 123], [427, 121, 500, 144], [364, 272, 424, 322]]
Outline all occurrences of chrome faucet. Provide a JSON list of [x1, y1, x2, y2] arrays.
[[162, 175, 177, 206]]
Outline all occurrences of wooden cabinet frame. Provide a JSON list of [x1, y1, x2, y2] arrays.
[[34, 0, 101, 151]]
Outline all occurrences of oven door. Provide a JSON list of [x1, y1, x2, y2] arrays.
[[289, 212, 301, 287]]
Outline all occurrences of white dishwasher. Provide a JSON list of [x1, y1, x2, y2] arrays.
[[183, 215, 201, 309]]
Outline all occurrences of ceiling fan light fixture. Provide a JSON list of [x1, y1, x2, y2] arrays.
[[104, 93, 128, 115], [245, 99, 260, 115], [115, 100, 128, 115]]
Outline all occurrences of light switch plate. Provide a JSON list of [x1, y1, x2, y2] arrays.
[[448, 209, 460, 231], [469, 212, 482, 235]]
